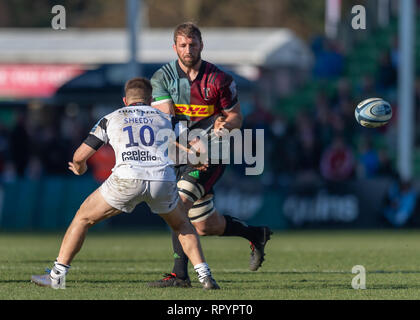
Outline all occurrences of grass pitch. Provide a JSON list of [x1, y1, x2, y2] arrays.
[[2, 229, 420, 300]]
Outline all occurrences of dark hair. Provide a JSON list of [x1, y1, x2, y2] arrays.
[[124, 77, 152, 101], [173, 22, 202, 43]]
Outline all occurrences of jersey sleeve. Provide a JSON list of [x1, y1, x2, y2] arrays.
[[83, 117, 109, 150], [217, 73, 239, 112], [151, 68, 173, 106]]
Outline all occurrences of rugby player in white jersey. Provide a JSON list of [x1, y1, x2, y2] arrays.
[[31, 77, 219, 290]]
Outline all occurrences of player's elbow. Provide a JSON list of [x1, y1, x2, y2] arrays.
[[227, 111, 243, 130]]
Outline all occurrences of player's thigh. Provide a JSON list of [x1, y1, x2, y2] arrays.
[[158, 200, 190, 231], [76, 189, 122, 224], [147, 180, 181, 215], [176, 164, 225, 211]]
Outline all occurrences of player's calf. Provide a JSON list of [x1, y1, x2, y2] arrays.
[[158, 202, 220, 289], [192, 209, 226, 236]]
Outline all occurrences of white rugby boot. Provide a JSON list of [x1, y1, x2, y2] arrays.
[[31, 266, 66, 289]]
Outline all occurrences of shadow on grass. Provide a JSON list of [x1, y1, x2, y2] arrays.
[[0, 280, 31, 284], [4, 259, 168, 264], [217, 270, 420, 275]]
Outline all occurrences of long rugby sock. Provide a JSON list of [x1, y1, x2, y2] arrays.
[[171, 231, 189, 280], [221, 215, 261, 243]]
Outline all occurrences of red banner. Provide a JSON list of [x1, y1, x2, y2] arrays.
[[0, 64, 84, 98]]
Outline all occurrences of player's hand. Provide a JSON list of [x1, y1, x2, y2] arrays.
[[68, 161, 87, 175], [193, 163, 209, 171], [214, 116, 228, 137]]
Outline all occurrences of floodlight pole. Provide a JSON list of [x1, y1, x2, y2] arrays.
[[325, 0, 342, 39], [126, 0, 141, 79], [397, 0, 415, 181]]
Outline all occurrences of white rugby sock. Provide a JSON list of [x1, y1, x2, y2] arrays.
[[50, 260, 70, 279], [194, 262, 211, 283]]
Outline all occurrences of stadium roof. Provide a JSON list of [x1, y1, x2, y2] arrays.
[[0, 28, 313, 68]]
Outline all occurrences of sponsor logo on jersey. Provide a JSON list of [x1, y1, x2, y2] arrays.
[[118, 109, 160, 115], [203, 87, 211, 100], [174, 104, 214, 117], [121, 150, 159, 162], [188, 170, 200, 179]]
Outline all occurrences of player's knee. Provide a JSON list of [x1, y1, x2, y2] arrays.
[[194, 224, 209, 236], [74, 210, 98, 228], [194, 218, 222, 236], [173, 219, 194, 235]]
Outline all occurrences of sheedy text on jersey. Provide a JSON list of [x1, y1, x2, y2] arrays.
[[123, 117, 154, 124], [121, 150, 159, 162]]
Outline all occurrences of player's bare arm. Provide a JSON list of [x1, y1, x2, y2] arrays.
[[215, 103, 243, 135], [68, 143, 96, 176], [151, 100, 175, 116]]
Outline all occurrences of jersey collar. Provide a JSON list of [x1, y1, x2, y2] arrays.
[[128, 102, 148, 106], [176, 60, 206, 82]]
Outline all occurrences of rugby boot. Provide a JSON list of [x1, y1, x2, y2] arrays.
[[147, 273, 192, 288], [201, 276, 220, 290], [249, 226, 273, 271], [31, 268, 66, 289]]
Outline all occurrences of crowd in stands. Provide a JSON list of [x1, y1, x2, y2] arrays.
[[0, 106, 113, 183], [243, 34, 401, 187]]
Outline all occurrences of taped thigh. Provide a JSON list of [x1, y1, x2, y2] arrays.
[[177, 179, 205, 203], [188, 194, 215, 223]]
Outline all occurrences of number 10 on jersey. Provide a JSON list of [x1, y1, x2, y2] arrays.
[[123, 125, 155, 148]]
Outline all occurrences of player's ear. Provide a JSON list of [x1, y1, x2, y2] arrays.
[[123, 97, 128, 106], [172, 43, 177, 53]]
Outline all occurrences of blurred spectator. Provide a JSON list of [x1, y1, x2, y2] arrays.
[[312, 38, 344, 78], [320, 135, 355, 181], [377, 52, 397, 92], [336, 97, 358, 141], [357, 137, 380, 178], [38, 126, 68, 175], [377, 150, 395, 177], [26, 156, 43, 180], [384, 179, 418, 228], [9, 114, 30, 176], [0, 124, 8, 176], [390, 36, 399, 70], [331, 78, 353, 108], [295, 112, 322, 178], [244, 102, 274, 130], [356, 75, 377, 100], [269, 117, 301, 186], [2, 161, 16, 183], [313, 93, 334, 147]]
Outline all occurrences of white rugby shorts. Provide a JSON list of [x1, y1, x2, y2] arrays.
[[99, 173, 179, 214]]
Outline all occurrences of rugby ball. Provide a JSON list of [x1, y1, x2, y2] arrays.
[[355, 98, 392, 128]]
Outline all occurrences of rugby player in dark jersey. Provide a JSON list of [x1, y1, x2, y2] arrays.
[[148, 22, 272, 288]]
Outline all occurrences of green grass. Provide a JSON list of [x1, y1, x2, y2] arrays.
[[2, 230, 420, 299]]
